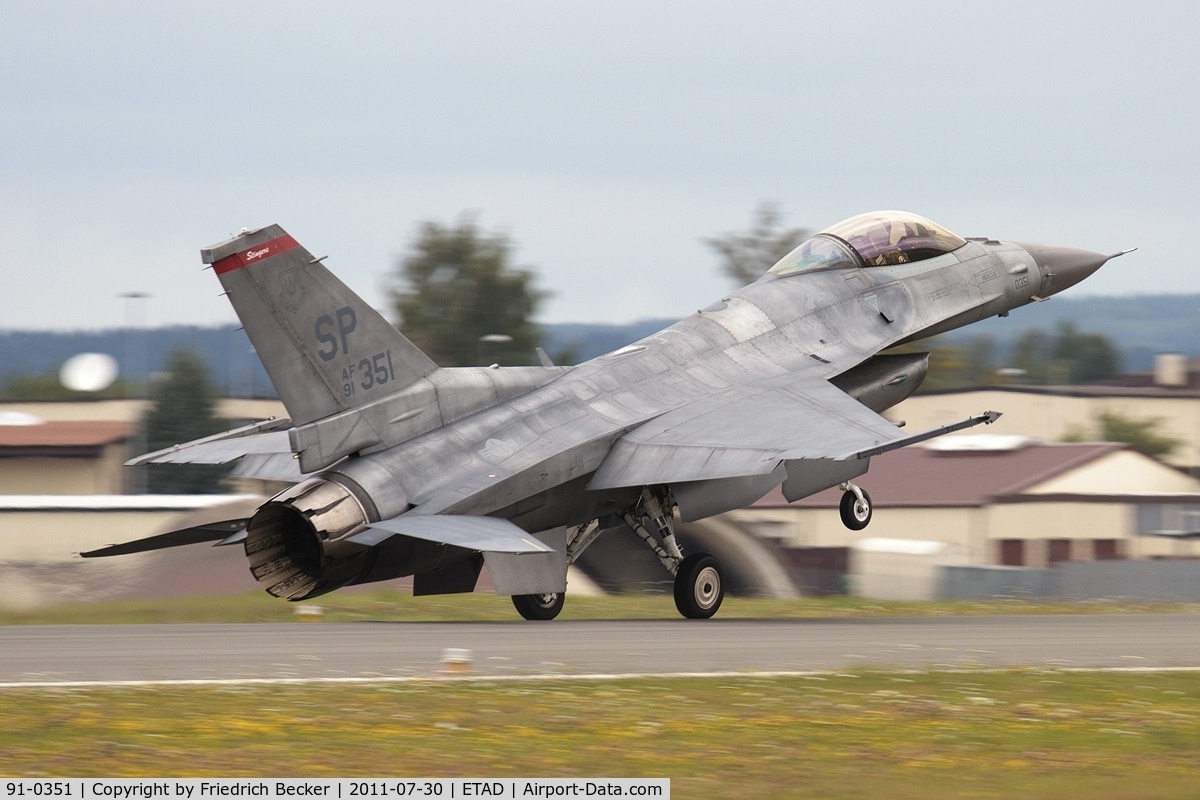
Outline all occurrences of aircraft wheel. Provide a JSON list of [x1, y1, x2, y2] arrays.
[[512, 592, 565, 621], [674, 553, 724, 619], [840, 488, 872, 531]]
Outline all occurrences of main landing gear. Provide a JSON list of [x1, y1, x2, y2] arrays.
[[511, 487, 725, 621], [623, 487, 725, 619], [839, 481, 872, 531]]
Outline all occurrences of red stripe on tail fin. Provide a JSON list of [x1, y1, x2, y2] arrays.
[[212, 234, 300, 275]]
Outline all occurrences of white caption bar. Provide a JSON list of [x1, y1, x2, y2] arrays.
[[2, 780, 669, 800]]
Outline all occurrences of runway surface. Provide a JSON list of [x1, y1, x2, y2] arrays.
[[3, 614, 1200, 684]]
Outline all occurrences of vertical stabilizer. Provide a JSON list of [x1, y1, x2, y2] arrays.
[[203, 225, 438, 425]]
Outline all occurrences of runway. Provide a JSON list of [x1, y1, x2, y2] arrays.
[[3, 614, 1200, 685]]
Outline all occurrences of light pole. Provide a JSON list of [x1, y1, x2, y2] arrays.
[[119, 291, 151, 493], [479, 333, 513, 367]]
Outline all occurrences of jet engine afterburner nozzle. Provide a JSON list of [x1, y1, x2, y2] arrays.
[[244, 477, 371, 600]]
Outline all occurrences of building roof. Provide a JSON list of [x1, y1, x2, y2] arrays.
[[0, 420, 131, 455], [756, 440, 1127, 509], [919, 383, 1200, 400]]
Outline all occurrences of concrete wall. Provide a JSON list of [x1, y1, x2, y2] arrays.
[[1057, 560, 1200, 601], [0, 497, 264, 608], [938, 561, 1200, 602], [938, 565, 1056, 599], [0, 398, 287, 424]]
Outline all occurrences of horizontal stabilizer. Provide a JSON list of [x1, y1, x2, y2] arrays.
[[81, 518, 249, 557], [79, 496, 262, 557], [127, 419, 292, 466], [216, 529, 249, 547], [348, 514, 553, 554]]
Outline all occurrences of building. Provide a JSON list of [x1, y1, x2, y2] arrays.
[[0, 414, 132, 494], [890, 354, 1200, 470], [0, 398, 286, 495], [0, 400, 281, 608], [729, 435, 1200, 568]]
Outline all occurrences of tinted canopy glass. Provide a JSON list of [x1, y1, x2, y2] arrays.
[[823, 210, 967, 267], [769, 211, 967, 276], [767, 235, 859, 277]]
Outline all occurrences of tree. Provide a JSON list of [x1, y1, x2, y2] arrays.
[[1010, 322, 1121, 385], [705, 202, 810, 287], [141, 348, 230, 494], [1062, 410, 1181, 459], [2, 367, 130, 400], [390, 217, 547, 367], [884, 334, 1002, 391], [1051, 322, 1121, 383]]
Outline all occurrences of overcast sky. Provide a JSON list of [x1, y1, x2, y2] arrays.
[[2, 1, 1196, 331]]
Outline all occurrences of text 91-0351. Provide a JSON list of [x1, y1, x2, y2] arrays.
[[2, 782, 668, 800]]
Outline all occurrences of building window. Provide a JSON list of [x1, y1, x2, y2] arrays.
[[1137, 504, 1200, 536], [1093, 539, 1122, 560], [999, 539, 1025, 567], [1048, 539, 1072, 565]]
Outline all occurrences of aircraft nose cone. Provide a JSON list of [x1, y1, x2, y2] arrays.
[[1018, 243, 1111, 297]]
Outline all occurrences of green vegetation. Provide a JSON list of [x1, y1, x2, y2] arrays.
[[1062, 410, 1182, 458], [142, 348, 231, 493], [890, 322, 1124, 392], [0, 367, 131, 400], [389, 217, 547, 367], [2, 671, 1199, 799], [1, 590, 1198, 626], [704, 201, 810, 286], [1009, 321, 1122, 385]]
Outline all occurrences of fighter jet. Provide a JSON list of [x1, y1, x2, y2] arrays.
[[84, 211, 1129, 619]]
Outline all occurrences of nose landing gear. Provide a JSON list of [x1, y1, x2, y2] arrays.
[[839, 481, 872, 530]]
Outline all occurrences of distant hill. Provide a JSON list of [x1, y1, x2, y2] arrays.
[[939, 294, 1200, 371], [0, 319, 676, 399], [0, 326, 270, 397], [1, 295, 1195, 398]]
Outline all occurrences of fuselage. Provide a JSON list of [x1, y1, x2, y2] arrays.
[[329, 234, 1056, 539], [247, 211, 1120, 598]]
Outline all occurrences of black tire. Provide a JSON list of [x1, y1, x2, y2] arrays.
[[512, 592, 565, 621], [673, 553, 724, 619], [840, 488, 872, 531]]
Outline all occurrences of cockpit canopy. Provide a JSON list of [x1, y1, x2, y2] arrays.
[[769, 210, 967, 277]]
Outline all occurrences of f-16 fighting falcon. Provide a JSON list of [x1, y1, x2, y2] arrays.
[[84, 211, 1130, 619]]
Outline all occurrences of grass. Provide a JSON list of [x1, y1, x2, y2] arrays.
[[1, 670, 1199, 798], [1, 589, 1199, 625]]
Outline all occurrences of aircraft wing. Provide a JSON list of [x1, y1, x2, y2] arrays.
[[588, 374, 994, 490]]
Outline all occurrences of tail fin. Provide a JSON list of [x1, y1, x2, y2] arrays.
[[202, 225, 437, 425]]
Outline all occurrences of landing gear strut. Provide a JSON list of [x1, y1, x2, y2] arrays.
[[624, 487, 725, 619], [839, 481, 872, 530]]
